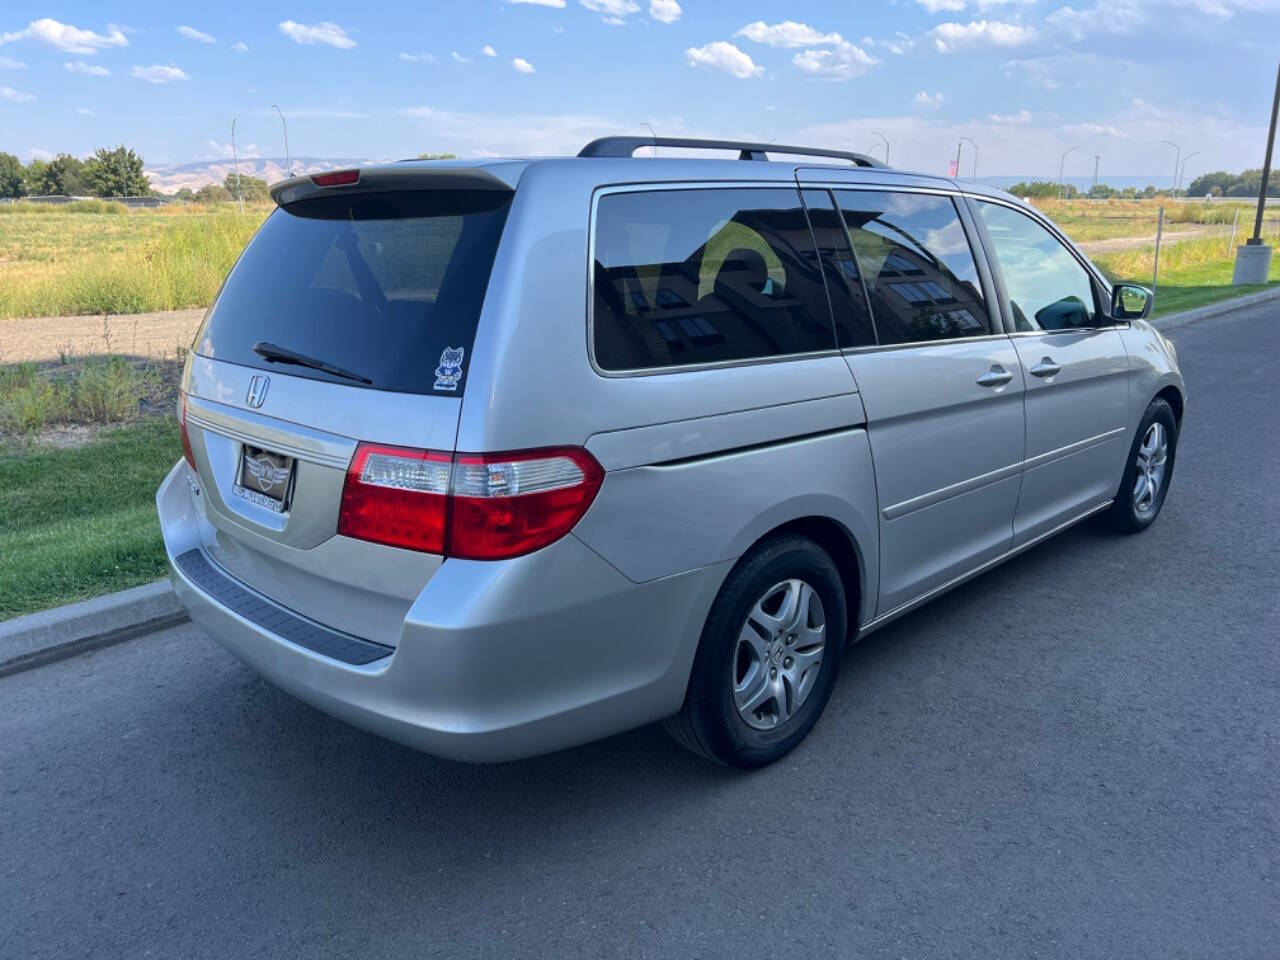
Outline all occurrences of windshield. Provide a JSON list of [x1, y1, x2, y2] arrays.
[[195, 189, 512, 395]]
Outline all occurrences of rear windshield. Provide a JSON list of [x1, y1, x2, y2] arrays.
[[195, 189, 512, 395]]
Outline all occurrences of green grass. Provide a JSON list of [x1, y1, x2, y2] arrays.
[[0, 201, 268, 319], [0, 418, 180, 620], [1091, 234, 1280, 316], [0, 355, 171, 436]]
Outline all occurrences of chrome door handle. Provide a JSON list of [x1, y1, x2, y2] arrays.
[[1030, 358, 1062, 378], [976, 365, 1014, 388]]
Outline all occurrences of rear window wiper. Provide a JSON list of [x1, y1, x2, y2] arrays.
[[252, 341, 374, 385]]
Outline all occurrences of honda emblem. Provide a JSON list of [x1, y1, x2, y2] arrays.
[[245, 375, 270, 408]]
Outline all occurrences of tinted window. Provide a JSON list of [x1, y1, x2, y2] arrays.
[[800, 189, 876, 349], [592, 188, 837, 371], [976, 201, 1098, 332], [834, 190, 989, 345], [196, 190, 512, 395]]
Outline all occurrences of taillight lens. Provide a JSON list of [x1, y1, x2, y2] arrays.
[[448, 448, 604, 560], [336, 444, 603, 559], [338, 444, 452, 553], [311, 169, 360, 187], [178, 392, 197, 472]]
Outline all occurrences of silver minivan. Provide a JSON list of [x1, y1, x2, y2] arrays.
[[158, 138, 1185, 766]]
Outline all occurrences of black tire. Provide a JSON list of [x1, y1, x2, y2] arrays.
[[664, 534, 846, 767], [1105, 397, 1178, 534]]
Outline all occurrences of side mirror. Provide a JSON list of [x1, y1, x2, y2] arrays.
[[1111, 283, 1152, 321]]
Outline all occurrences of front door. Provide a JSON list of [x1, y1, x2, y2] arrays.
[[973, 200, 1130, 545]]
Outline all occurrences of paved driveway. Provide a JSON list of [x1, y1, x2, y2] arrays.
[[3, 303, 1277, 959]]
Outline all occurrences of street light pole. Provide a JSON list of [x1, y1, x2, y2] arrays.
[[1161, 139, 1180, 192], [953, 140, 963, 179], [271, 104, 292, 177], [1058, 145, 1078, 199], [1250, 60, 1279, 243], [1234, 59, 1278, 284], [960, 136, 978, 181], [1179, 151, 1199, 193], [1092, 155, 1101, 191], [870, 130, 889, 165]]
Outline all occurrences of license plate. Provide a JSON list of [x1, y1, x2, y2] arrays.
[[232, 446, 294, 513]]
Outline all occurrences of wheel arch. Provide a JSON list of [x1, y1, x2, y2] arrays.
[[1154, 383, 1184, 429]]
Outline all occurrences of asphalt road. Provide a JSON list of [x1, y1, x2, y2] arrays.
[[4, 303, 1278, 960]]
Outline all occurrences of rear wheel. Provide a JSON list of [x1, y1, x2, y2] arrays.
[[1105, 397, 1177, 534], [664, 535, 846, 767]]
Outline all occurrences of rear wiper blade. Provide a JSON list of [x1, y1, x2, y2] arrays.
[[252, 341, 373, 385]]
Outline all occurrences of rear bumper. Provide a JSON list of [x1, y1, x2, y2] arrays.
[[157, 462, 727, 762]]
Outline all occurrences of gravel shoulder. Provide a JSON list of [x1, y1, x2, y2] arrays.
[[1, 309, 205, 365]]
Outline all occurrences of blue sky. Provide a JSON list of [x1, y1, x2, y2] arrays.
[[2, 1, 1277, 181]]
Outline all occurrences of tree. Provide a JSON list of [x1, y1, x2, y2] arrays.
[[0, 151, 25, 198], [1007, 180, 1073, 199], [23, 159, 49, 195], [417, 152, 458, 160], [222, 172, 270, 204], [174, 187, 197, 203], [27, 153, 89, 196], [194, 183, 231, 203], [84, 145, 150, 198]]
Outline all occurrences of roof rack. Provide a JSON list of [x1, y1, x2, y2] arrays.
[[578, 136, 886, 168]]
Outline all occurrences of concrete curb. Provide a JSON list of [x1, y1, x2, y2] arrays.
[[0, 579, 187, 678], [2, 286, 1277, 679], [1151, 286, 1280, 334]]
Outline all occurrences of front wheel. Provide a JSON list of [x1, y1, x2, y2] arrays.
[[664, 534, 846, 767], [1105, 397, 1177, 534]]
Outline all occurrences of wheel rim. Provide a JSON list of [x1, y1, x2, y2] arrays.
[[731, 579, 827, 731], [1133, 421, 1169, 514]]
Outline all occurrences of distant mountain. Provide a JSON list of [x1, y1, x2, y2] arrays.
[[144, 156, 370, 193]]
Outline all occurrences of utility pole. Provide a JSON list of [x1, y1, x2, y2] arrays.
[[271, 104, 292, 177], [1058, 145, 1078, 199], [1092, 155, 1101, 191], [1178, 151, 1199, 193], [1234, 59, 1279, 284], [231, 117, 243, 214], [1161, 139, 1180, 192], [960, 136, 978, 181]]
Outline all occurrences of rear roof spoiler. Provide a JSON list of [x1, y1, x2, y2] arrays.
[[270, 164, 520, 206]]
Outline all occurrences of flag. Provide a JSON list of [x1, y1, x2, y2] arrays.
[[948, 160, 958, 177]]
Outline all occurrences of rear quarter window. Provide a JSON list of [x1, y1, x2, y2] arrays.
[[591, 187, 838, 372], [195, 190, 512, 395]]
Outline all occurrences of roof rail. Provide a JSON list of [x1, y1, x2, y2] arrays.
[[578, 136, 886, 168]]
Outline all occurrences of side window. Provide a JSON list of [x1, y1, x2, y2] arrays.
[[976, 201, 1098, 332], [591, 188, 837, 371], [800, 189, 876, 349], [834, 190, 990, 346]]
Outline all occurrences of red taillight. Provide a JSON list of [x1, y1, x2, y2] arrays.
[[448, 448, 605, 560], [311, 169, 360, 187], [336, 444, 604, 560], [338, 444, 451, 553], [179, 392, 197, 472]]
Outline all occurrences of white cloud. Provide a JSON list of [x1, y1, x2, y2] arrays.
[[792, 40, 878, 80], [1045, 3, 1148, 40], [65, 60, 110, 76], [451, 51, 472, 63], [130, 64, 190, 83], [0, 55, 27, 69], [278, 21, 356, 49], [512, 57, 535, 73], [649, 0, 682, 23], [177, 25, 215, 44], [914, 90, 945, 109], [0, 18, 128, 54], [685, 41, 764, 78], [29, 148, 54, 161], [76, 106, 94, 115], [736, 20, 843, 47], [207, 139, 260, 159], [580, 0, 641, 22], [987, 108, 1033, 123], [400, 105, 685, 156], [231, 41, 249, 53], [399, 52, 435, 62], [507, 0, 566, 5], [914, 0, 966, 11], [482, 44, 497, 57], [931, 20, 1036, 52], [0, 85, 36, 102], [1064, 121, 1127, 137]]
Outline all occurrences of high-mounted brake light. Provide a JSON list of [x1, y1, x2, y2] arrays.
[[178, 391, 197, 472], [337, 444, 604, 559], [310, 169, 360, 187]]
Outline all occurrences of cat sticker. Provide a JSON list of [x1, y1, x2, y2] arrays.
[[434, 346, 465, 391]]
